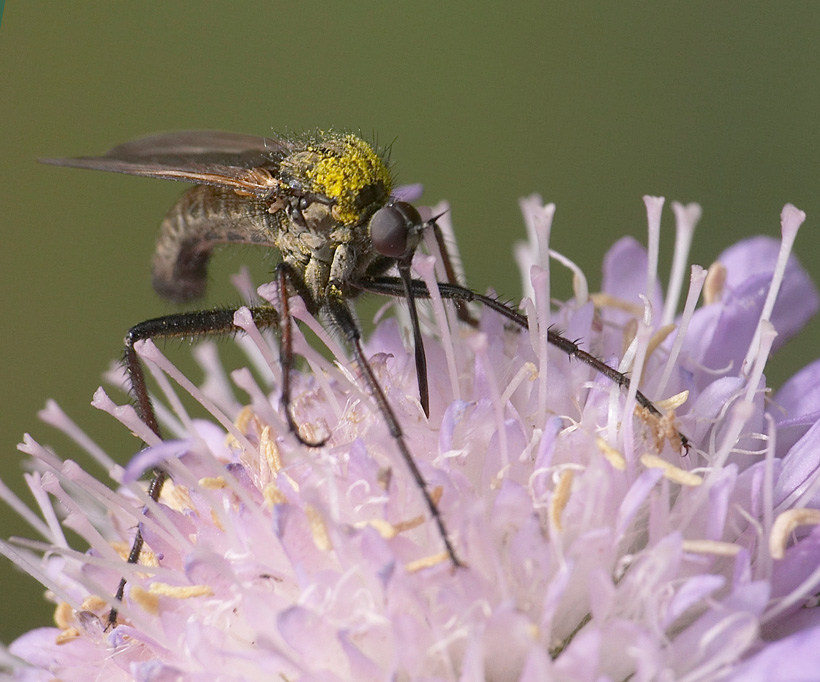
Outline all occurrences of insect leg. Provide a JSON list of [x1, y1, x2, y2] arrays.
[[400, 217, 483, 412], [275, 264, 328, 447], [359, 276, 690, 452], [111, 305, 280, 627], [362, 215, 478, 417], [397, 259, 429, 417], [363, 254, 430, 417], [429, 221, 478, 328], [322, 282, 463, 567]]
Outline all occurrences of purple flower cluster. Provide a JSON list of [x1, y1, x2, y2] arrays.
[[3, 196, 820, 681]]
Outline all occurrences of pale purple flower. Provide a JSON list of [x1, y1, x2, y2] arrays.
[[3, 196, 820, 681]]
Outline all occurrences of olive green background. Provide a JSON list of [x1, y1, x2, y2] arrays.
[[3, 3, 820, 644]]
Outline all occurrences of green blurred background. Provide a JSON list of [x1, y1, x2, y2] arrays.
[[3, 3, 820, 643]]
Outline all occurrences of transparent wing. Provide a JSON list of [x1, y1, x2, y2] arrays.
[[40, 130, 293, 198]]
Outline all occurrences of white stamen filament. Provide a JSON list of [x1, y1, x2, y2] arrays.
[[662, 201, 702, 326], [643, 195, 665, 322], [743, 203, 806, 370]]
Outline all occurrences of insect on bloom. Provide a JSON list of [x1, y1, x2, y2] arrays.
[[4, 182, 820, 680], [39, 130, 686, 628]]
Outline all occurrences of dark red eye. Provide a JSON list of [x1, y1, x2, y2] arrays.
[[369, 201, 422, 258]]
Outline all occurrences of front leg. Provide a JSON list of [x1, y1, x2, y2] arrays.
[[111, 305, 280, 627], [322, 283, 462, 567]]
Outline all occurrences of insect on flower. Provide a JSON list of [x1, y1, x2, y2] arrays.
[[41, 130, 688, 627]]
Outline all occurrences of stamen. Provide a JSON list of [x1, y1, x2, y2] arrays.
[[531, 266, 550, 420], [91, 387, 160, 447], [680, 539, 740, 556], [415, 253, 462, 403], [0, 540, 82, 611], [140, 338, 257, 456], [140, 344, 200, 441], [287, 297, 348, 368], [643, 195, 665, 322], [656, 265, 706, 397], [641, 323, 676, 380], [428, 201, 466, 285], [619, 310, 653, 455], [760, 414, 777, 580], [0, 476, 51, 540], [522, 194, 554, 274], [38, 400, 118, 473], [516, 194, 554, 302], [500, 361, 538, 407], [468, 332, 509, 467], [133, 341, 273, 541], [743, 320, 777, 405], [703, 261, 727, 306], [38, 473, 119, 563], [230, 265, 260, 304], [769, 508, 820, 560], [130, 585, 160, 614], [595, 437, 627, 471], [149, 582, 214, 599], [743, 203, 806, 370], [712, 401, 756, 471], [305, 504, 332, 551], [230, 367, 290, 434], [640, 453, 703, 486], [233, 305, 284, 382], [549, 469, 574, 532], [662, 202, 702, 326], [251, 303, 346, 421], [194, 342, 242, 417], [422, 202, 469, 330], [405, 552, 449, 572], [548, 249, 589, 305]]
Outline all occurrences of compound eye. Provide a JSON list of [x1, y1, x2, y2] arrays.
[[370, 204, 411, 258]]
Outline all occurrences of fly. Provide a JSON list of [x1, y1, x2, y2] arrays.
[[41, 129, 688, 627]]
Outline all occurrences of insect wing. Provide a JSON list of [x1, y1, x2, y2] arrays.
[[100, 130, 287, 158], [40, 130, 293, 198]]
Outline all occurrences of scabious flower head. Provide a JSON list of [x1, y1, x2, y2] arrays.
[[3, 196, 820, 681]]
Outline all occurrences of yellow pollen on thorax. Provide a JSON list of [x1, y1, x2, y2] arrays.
[[305, 135, 392, 226]]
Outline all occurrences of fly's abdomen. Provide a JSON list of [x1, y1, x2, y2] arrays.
[[152, 185, 277, 302]]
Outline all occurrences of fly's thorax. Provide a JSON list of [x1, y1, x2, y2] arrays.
[[272, 201, 364, 264], [274, 202, 337, 259], [269, 203, 373, 305], [278, 132, 393, 228]]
